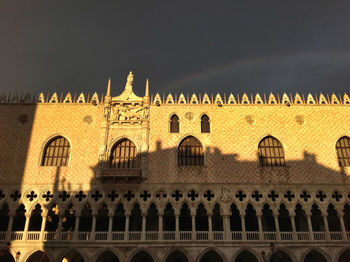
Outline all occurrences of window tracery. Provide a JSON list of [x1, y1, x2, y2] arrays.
[[178, 136, 204, 166], [336, 136, 350, 167], [41, 136, 70, 166], [109, 139, 139, 169], [258, 136, 285, 167]]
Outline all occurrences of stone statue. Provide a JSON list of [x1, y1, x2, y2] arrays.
[[125, 71, 134, 91]]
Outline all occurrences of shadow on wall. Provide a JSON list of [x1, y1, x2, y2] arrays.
[[1, 135, 350, 262]]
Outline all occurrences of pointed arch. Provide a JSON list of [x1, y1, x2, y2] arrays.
[[302, 249, 329, 262], [197, 249, 225, 262], [178, 136, 204, 166], [95, 250, 120, 262], [41, 136, 70, 166], [26, 251, 50, 262], [201, 114, 210, 133], [109, 138, 139, 169], [28, 204, 43, 231], [336, 136, 350, 167], [170, 114, 179, 133], [164, 251, 189, 262], [338, 248, 350, 262], [269, 250, 293, 262], [258, 136, 285, 167], [233, 250, 258, 262], [129, 250, 155, 262], [58, 249, 86, 262]]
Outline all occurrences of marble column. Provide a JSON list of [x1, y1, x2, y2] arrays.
[[306, 214, 314, 240], [74, 215, 80, 240], [208, 214, 213, 240], [107, 213, 113, 240], [5, 215, 14, 241], [124, 215, 129, 241], [323, 214, 330, 240], [240, 214, 246, 240], [91, 214, 97, 240], [158, 214, 163, 240], [40, 213, 47, 241]]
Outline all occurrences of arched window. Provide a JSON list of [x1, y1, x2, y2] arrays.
[[42, 136, 70, 166], [336, 136, 350, 167], [109, 139, 139, 168], [201, 114, 210, 133], [258, 136, 285, 167], [170, 114, 179, 133], [178, 136, 204, 166]]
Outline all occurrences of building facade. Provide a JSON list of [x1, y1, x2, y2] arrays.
[[0, 72, 350, 262]]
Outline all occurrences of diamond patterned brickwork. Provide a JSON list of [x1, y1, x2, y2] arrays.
[[0, 104, 104, 185], [147, 104, 350, 184]]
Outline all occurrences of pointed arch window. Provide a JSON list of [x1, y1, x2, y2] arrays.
[[42, 136, 70, 166], [170, 114, 179, 133], [258, 136, 285, 167], [336, 136, 350, 167], [201, 114, 210, 133], [109, 139, 139, 169], [178, 136, 204, 166]]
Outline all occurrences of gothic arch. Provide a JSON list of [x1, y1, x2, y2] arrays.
[[267, 248, 296, 262], [301, 247, 331, 262], [92, 248, 122, 262], [24, 250, 53, 262], [107, 136, 140, 158], [57, 248, 88, 262], [232, 247, 261, 262], [336, 247, 350, 262], [196, 247, 226, 262], [127, 248, 158, 262], [258, 135, 285, 167], [40, 134, 71, 166], [177, 135, 205, 166], [162, 248, 190, 262]]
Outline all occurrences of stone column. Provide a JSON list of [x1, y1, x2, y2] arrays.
[[191, 214, 196, 240], [257, 213, 263, 240], [222, 215, 230, 240], [273, 211, 280, 241], [23, 213, 30, 241], [107, 212, 113, 241], [56, 215, 63, 240], [322, 214, 330, 240], [74, 215, 80, 240], [290, 214, 297, 241], [240, 214, 246, 240], [306, 211, 314, 240], [5, 214, 14, 241], [158, 212, 163, 240], [141, 212, 146, 240], [40, 213, 47, 241], [91, 214, 97, 240], [124, 214, 130, 241], [175, 214, 180, 240], [339, 212, 347, 241], [208, 214, 213, 240]]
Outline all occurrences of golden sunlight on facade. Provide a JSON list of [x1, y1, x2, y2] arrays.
[[0, 72, 350, 262]]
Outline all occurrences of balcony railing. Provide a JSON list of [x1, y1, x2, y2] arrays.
[[2, 230, 350, 242]]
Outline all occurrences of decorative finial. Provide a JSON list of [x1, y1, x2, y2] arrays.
[[125, 71, 134, 91], [145, 78, 149, 97], [106, 78, 111, 96]]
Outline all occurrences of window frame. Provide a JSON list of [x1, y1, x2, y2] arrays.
[[108, 138, 140, 169], [41, 136, 71, 167], [177, 136, 204, 167], [336, 136, 350, 167], [258, 136, 285, 167], [169, 114, 180, 133]]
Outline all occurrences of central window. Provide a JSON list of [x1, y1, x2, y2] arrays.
[[258, 136, 285, 167], [178, 136, 204, 166], [109, 139, 139, 168]]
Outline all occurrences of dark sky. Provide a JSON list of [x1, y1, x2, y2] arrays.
[[1, 1, 350, 97]]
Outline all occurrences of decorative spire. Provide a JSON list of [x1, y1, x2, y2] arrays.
[[145, 78, 149, 97], [106, 78, 111, 96]]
